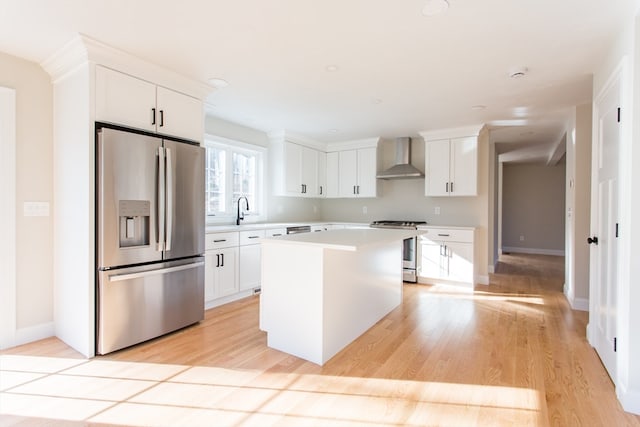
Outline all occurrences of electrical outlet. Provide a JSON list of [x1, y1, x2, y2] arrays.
[[520, 235, 525, 241], [434, 206, 441, 215], [362, 206, 368, 214]]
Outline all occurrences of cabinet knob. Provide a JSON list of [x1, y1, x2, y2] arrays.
[[587, 236, 598, 245]]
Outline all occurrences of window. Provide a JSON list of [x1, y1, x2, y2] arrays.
[[204, 136, 265, 222]]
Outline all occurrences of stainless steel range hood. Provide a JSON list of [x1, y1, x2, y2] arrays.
[[376, 137, 424, 179]]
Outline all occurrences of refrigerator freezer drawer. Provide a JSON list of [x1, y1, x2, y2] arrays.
[[97, 257, 204, 355]]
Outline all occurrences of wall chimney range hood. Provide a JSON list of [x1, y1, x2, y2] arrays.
[[376, 137, 424, 179]]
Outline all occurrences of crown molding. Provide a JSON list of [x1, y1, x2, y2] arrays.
[[419, 124, 486, 141], [325, 137, 380, 152], [40, 33, 213, 100]]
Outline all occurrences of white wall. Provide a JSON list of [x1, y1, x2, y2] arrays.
[[0, 51, 54, 346], [501, 163, 566, 255]]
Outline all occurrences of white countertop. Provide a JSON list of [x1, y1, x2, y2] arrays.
[[260, 228, 421, 251], [206, 221, 368, 233]]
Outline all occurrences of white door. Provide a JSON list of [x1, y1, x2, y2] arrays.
[[300, 146, 318, 197], [239, 244, 261, 291], [590, 69, 621, 379], [325, 152, 340, 198]]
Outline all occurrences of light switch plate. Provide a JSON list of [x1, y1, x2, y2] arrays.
[[24, 201, 50, 217]]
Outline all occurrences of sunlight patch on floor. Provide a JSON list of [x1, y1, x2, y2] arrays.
[[0, 355, 546, 426]]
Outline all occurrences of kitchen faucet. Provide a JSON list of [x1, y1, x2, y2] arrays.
[[236, 196, 249, 225]]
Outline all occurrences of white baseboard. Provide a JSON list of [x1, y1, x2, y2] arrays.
[[487, 264, 495, 274], [617, 384, 640, 415], [569, 297, 589, 311], [475, 275, 489, 285], [502, 246, 565, 256], [11, 322, 55, 348]]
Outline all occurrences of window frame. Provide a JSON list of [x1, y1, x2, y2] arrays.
[[204, 134, 266, 224]]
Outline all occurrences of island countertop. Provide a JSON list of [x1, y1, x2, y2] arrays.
[[260, 227, 421, 251]]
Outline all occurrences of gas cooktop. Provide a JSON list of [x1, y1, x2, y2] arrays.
[[369, 220, 427, 230]]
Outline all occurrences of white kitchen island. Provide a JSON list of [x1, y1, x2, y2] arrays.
[[259, 228, 418, 365]]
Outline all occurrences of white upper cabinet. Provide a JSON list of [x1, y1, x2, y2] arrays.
[[282, 141, 319, 197], [325, 151, 340, 198], [337, 147, 378, 198], [317, 151, 327, 197], [272, 134, 324, 198], [424, 135, 478, 197], [95, 66, 203, 142]]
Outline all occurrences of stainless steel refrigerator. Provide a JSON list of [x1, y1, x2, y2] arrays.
[[96, 124, 205, 355]]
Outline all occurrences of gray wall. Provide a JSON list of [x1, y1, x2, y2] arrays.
[[502, 163, 566, 254], [0, 51, 53, 331]]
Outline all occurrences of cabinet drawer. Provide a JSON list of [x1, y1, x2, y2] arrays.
[[265, 228, 287, 238], [206, 232, 239, 250], [419, 228, 474, 243], [240, 229, 266, 245]]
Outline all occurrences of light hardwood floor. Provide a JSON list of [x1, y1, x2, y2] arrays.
[[2, 253, 639, 426]]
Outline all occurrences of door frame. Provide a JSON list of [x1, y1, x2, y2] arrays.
[[0, 87, 17, 349]]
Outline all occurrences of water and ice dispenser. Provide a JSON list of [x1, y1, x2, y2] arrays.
[[118, 200, 150, 248]]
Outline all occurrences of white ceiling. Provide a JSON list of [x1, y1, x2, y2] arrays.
[[1, 0, 636, 162]]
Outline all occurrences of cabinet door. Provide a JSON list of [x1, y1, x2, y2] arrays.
[[446, 242, 474, 283], [338, 149, 358, 197], [425, 140, 451, 196], [300, 146, 318, 197], [450, 137, 477, 196], [356, 147, 378, 197], [205, 247, 239, 301], [325, 152, 340, 198], [217, 247, 239, 297], [239, 244, 261, 291], [156, 86, 203, 142], [418, 240, 447, 280], [284, 142, 303, 195], [317, 151, 327, 197], [95, 66, 156, 133]]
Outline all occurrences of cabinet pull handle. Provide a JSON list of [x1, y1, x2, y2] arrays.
[[159, 110, 164, 127], [446, 182, 449, 193], [272, 233, 282, 237], [216, 254, 220, 268], [353, 185, 356, 194], [437, 233, 450, 237], [213, 239, 226, 243], [248, 236, 260, 239], [151, 108, 156, 125], [220, 253, 224, 267], [450, 182, 454, 193], [320, 186, 323, 195], [357, 185, 360, 195]]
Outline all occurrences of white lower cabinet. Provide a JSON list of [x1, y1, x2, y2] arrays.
[[417, 227, 475, 286], [205, 232, 239, 304], [239, 230, 266, 291], [205, 247, 239, 300]]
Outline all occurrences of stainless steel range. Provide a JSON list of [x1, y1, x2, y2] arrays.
[[370, 220, 426, 282]]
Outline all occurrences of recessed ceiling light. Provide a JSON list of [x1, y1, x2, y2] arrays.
[[471, 105, 487, 110], [208, 78, 229, 88], [422, 0, 449, 16], [508, 67, 529, 79], [325, 65, 339, 72], [372, 98, 383, 104]]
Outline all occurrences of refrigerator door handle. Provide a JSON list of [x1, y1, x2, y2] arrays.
[[108, 261, 205, 282], [165, 147, 173, 251], [156, 147, 166, 252]]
